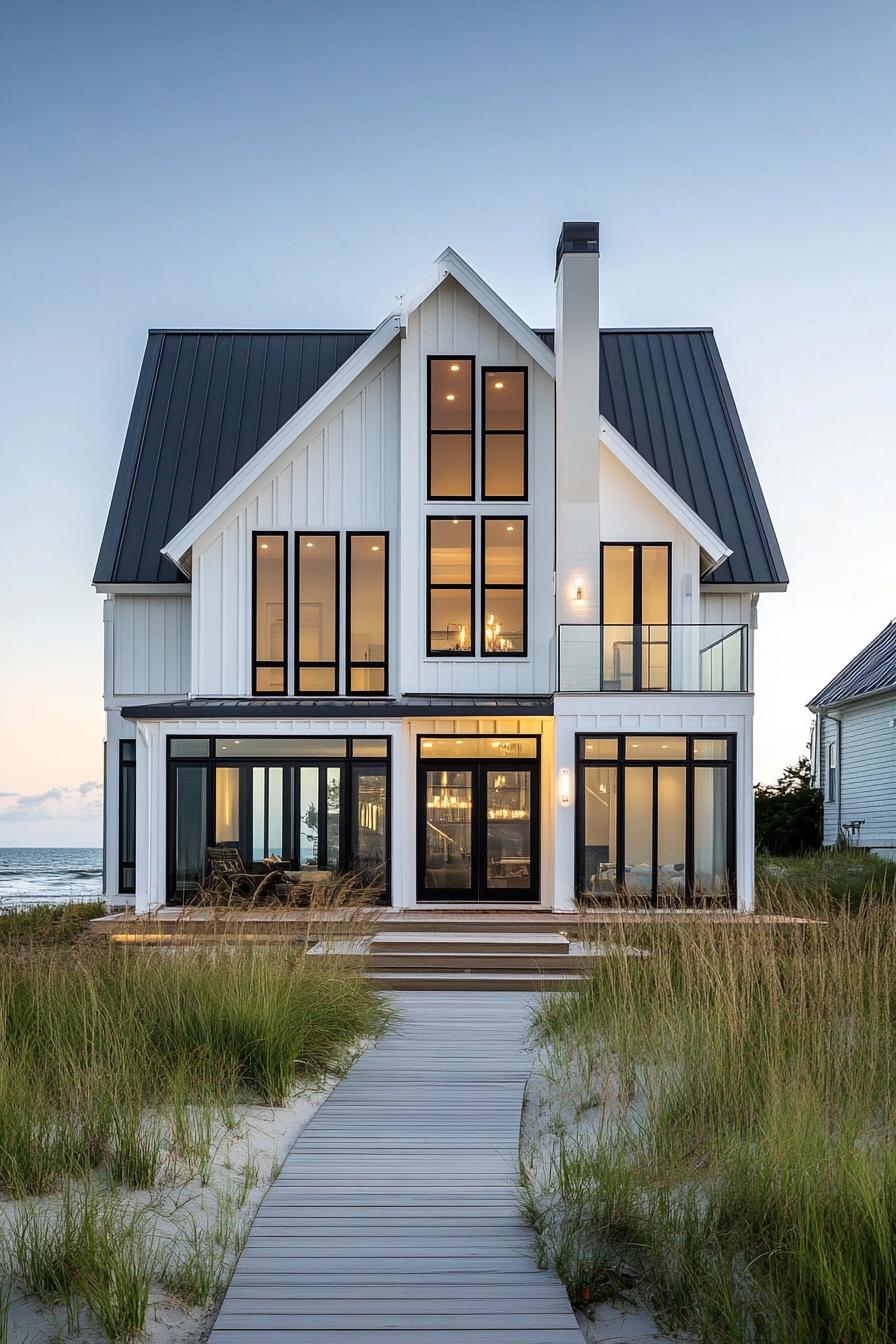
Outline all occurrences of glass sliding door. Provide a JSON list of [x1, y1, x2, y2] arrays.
[[418, 739, 539, 902], [167, 737, 390, 904], [576, 735, 734, 906], [601, 543, 671, 690]]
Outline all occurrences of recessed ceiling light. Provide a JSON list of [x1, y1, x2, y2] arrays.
[[260, 543, 269, 550], [506, 525, 514, 531], [449, 363, 460, 372], [371, 544, 380, 552], [423, 741, 433, 748], [494, 381, 504, 389], [446, 393, 455, 401], [305, 541, 314, 548]]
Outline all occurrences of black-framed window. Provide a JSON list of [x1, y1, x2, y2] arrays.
[[600, 543, 672, 691], [428, 357, 475, 500], [482, 367, 527, 500], [482, 517, 527, 656], [166, 736, 391, 903], [346, 533, 388, 694], [427, 516, 474, 655], [296, 532, 339, 693], [253, 532, 288, 695], [575, 734, 735, 907], [119, 739, 136, 894]]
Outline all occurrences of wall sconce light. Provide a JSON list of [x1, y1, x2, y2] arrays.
[[573, 578, 583, 602], [559, 768, 571, 806]]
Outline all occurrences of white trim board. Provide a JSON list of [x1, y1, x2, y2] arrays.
[[161, 314, 402, 574], [403, 248, 556, 378], [599, 416, 732, 575]]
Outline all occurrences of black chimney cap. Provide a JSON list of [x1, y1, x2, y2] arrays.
[[555, 221, 599, 278]]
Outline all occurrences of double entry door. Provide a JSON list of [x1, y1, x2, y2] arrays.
[[418, 751, 539, 903]]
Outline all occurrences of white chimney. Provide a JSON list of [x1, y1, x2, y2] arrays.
[[554, 221, 600, 626]]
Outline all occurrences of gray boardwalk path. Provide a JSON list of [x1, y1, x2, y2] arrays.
[[208, 991, 581, 1342]]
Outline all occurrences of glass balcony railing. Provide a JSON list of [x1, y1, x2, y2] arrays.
[[557, 623, 750, 693]]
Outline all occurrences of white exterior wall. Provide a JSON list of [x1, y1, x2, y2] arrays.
[[190, 345, 400, 696], [399, 277, 555, 694], [102, 592, 190, 903], [818, 697, 896, 852]]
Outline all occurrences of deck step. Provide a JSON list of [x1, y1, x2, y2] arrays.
[[370, 931, 570, 957], [365, 970, 583, 991]]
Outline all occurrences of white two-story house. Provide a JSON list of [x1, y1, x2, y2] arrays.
[[94, 223, 787, 914]]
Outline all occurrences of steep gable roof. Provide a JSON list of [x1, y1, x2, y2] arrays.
[[808, 621, 896, 709], [95, 324, 787, 589]]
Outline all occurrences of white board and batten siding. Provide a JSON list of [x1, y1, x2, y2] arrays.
[[192, 345, 401, 697], [400, 277, 556, 696], [818, 697, 896, 853]]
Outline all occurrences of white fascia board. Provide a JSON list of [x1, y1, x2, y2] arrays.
[[403, 248, 556, 378], [161, 314, 402, 571], [94, 583, 191, 595], [600, 416, 732, 574]]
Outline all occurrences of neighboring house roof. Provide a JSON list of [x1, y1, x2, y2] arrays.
[[808, 621, 896, 710], [95, 323, 787, 588]]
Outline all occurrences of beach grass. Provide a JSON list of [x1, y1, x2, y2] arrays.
[[0, 907, 388, 1340], [0, 898, 107, 947], [756, 848, 896, 910], [523, 892, 896, 1344]]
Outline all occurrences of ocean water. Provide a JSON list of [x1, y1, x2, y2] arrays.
[[0, 848, 104, 907]]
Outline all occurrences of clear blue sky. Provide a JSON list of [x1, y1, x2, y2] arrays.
[[1, 0, 894, 845]]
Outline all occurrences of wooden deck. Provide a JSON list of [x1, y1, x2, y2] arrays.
[[207, 992, 581, 1343]]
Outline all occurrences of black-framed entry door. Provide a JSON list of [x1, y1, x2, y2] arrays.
[[417, 757, 539, 903]]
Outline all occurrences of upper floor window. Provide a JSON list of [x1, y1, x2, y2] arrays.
[[347, 533, 388, 693], [482, 369, 527, 499], [427, 517, 474, 656], [601, 543, 671, 691], [428, 357, 474, 499], [296, 533, 338, 693], [253, 533, 287, 694], [482, 518, 527, 656]]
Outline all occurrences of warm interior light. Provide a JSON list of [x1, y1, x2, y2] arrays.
[[446, 393, 455, 401], [559, 768, 571, 806], [506, 525, 514, 532], [450, 363, 460, 372], [371, 544, 380, 552], [574, 577, 583, 601], [260, 543, 269, 550], [494, 381, 504, 389], [305, 541, 314, 548], [423, 741, 432, 748]]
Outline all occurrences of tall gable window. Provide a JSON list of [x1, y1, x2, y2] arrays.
[[428, 357, 474, 500], [482, 518, 526, 656], [601, 543, 671, 691], [482, 369, 527, 499], [253, 533, 287, 694], [347, 533, 387, 693], [427, 517, 474, 655], [296, 533, 338, 693]]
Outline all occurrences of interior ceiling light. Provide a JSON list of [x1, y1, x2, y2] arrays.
[[260, 543, 269, 550], [506, 525, 514, 531], [305, 541, 314, 547], [494, 381, 504, 389], [450, 363, 460, 371], [446, 393, 455, 401], [371, 545, 380, 552]]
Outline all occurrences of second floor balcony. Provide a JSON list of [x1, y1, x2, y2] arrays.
[[558, 623, 750, 694]]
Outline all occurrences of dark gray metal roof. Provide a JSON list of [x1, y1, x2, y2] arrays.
[[808, 621, 896, 709], [95, 331, 371, 584], [120, 695, 556, 720], [96, 325, 787, 588]]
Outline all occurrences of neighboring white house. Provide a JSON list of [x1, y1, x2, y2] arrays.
[[94, 222, 787, 914], [808, 621, 896, 857]]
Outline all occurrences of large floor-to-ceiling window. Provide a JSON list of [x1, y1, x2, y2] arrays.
[[576, 734, 734, 905], [167, 736, 389, 903]]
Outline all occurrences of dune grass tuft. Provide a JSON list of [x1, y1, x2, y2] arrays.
[[524, 892, 896, 1344]]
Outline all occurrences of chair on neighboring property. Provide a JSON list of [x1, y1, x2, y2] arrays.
[[195, 846, 284, 907]]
